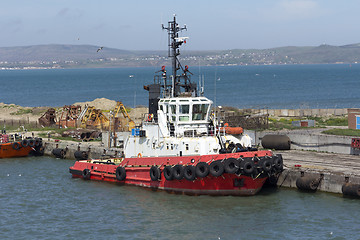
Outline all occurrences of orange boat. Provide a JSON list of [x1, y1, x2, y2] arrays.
[[0, 135, 44, 158]]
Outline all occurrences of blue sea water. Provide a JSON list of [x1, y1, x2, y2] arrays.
[[1, 157, 360, 240], [1, 64, 360, 109]]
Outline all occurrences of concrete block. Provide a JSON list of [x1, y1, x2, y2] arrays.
[[312, 109, 320, 116], [288, 109, 295, 117], [274, 109, 282, 117], [268, 109, 275, 116], [280, 109, 288, 117], [303, 109, 312, 116]]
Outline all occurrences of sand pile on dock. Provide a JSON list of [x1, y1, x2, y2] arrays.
[[73, 98, 117, 110]]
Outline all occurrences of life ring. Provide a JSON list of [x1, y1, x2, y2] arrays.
[[172, 164, 184, 180], [115, 166, 126, 181], [209, 160, 224, 177], [147, 114, 153, 122], [224, 158, 239, 174], [195, 162, 209, 178], [82, 169, 91, 180], [137, 153, 142, 158], [184, 165, 196, 181], [21, 139, 29, 148], [163, 165, 174, 180], [12, 142, 20, 150], [150, 166, 161, 181]]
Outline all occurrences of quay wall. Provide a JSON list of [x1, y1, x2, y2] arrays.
[[244, 108, 347, 117], [43, 140, 122, 160], [276, 168, 360, 194], [255, 131, 352, 154]]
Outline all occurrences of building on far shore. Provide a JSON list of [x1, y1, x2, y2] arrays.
[[348, 108, 360, 130]]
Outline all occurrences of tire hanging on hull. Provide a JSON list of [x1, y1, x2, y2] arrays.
[[116, 166, 126, 181]]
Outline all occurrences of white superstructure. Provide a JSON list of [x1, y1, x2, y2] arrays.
[[123, 15, 251, 158], [124, 95, 251, 158]]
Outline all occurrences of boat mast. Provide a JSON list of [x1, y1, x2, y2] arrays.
[[162, 15, 187, 97]]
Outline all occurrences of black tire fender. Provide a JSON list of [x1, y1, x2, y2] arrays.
[[209, 160, 224, 177], [224, 158, 239, 174], [150, 166, 161, 181], [82, 169, 91, 180], [184, 165, 196, 181], [21, 139, 29, 148], [28, 139, 35, 147], [172, 164, 184, 180], [242, 160, 255, 175], [115, 166, 126, 181], [12, 142, 20, 150], [262, 159, 272, 173], [195, 162, 209, 178], [273, 155, 283, 171], [163, 165, 174, 181]]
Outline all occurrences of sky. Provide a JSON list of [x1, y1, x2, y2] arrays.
[[1, 0, 360, 51]]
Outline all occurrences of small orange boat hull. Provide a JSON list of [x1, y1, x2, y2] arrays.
[[0, 142, 33, 158]]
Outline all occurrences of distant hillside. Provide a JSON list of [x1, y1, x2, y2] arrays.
[[0, 44, 132, 62], [1, 43, 360, 69]]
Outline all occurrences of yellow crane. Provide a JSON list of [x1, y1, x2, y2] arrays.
[[80, 105, 109, 130], [112, 101, 135, 132]]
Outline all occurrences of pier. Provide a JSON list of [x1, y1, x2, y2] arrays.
[[275, 150, 360, 194]]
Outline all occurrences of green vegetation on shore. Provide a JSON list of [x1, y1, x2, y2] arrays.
[[268, 117, 348, 130], [321, 128, 360, 137]]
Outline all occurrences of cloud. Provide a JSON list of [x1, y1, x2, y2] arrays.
[[279, 0, 319, 18], [57, 8, 69, 17], [261, 0, 322, 21]]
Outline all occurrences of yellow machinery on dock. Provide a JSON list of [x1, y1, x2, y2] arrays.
[[112, 101, 135, 132], [80, 106, 110, 130]]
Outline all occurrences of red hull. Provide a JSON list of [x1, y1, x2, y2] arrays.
[[0, 142, 33, 158], [69, 150, 281, 196]]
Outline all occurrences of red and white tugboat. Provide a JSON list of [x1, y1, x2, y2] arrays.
[[69, 16, 283, 196]]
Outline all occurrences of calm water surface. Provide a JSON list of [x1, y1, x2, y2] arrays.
[[1, 64, 360, 109], [1, 157, 359, 239]]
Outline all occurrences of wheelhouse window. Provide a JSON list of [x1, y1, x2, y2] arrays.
[[179, 104, 190, 121], [192, 104, 209, 121], [170, 105, 176, 122]]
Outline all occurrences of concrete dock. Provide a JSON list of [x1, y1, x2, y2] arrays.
[[275, 150, 360, 194]]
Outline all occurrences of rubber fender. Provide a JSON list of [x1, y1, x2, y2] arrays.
[[209, 160, 224, 177], [12, 142, 21, 150], [342, 183, 360, 197], [82, 169, 91, 180], [74, 150, 88, 160], [34, 138, 40, 147], [195, 162, 210, 178], [273, 154, 284, 172], [296, 176, 319, 191], [260, 158, 273, 173], [52, 148, 65, 159], [115, 166, 126, 181], [241, 159, 255, 175], [150, 166, 161, 181], [28, 139, 35, 147], [184, 165, 196, 181], [163, 166, 174, 181], [261, 135, 291, 150], [21, 139, 29, 147], [224, 158, 239, 174], [172, 164, 185, 180]]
